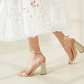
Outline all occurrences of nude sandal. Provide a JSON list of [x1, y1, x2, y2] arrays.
[[60, 36, 84, 64], [17, 51, 46, 77]]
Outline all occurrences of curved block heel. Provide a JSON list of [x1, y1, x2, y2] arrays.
[[40, 61, 46, 75], [73, 41, 84, 53]]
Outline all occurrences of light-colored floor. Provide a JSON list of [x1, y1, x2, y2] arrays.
[[0, 42, 84, 84]]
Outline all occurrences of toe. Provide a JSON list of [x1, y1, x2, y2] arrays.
[[18, 71, 23, 76]]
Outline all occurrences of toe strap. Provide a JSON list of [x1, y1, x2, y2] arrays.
[[18, 70, 29, 77]]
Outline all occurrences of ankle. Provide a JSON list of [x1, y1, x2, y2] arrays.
[[29, 50, 41, 53], [29, 51, 46, 63], [60, 36, 68, 46], [29, 50, 42, 57], [61, 37, 75, 47]]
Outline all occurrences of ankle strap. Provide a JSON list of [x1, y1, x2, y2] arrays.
[[30, 51, 42, 54], [60, 36, 69, 43], [30, 51, 42, 65], [60, 36, 73, 49]]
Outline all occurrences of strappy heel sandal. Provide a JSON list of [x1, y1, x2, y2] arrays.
[[17, 51, 46, 77], [60, 36, 84, 64]]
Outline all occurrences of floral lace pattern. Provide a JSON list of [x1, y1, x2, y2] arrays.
[[0, 0, 71, 41]]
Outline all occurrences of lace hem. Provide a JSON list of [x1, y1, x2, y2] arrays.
[[0, 0, 71, 41]]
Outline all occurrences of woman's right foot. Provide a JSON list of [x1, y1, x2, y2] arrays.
[[18, 51, 46, 76]]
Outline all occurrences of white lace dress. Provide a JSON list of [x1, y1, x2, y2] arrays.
[[0, 0, 71, 41]]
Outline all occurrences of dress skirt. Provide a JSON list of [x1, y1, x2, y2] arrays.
[[0, 0, 71, 41]]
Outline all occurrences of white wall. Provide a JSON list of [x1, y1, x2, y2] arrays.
[[38, 0, 84, 43], [64, 0, 84, 41]]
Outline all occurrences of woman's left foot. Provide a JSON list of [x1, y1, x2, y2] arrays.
[[60, 36, 75, 61]]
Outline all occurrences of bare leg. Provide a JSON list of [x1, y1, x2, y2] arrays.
[[52, 31, 75, 60], [19, 36, 45, 76]]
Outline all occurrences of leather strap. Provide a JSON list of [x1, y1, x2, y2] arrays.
[[30, 51, 42, 65], [60, 36, 69, 43], [60, 36, 73, 49]]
